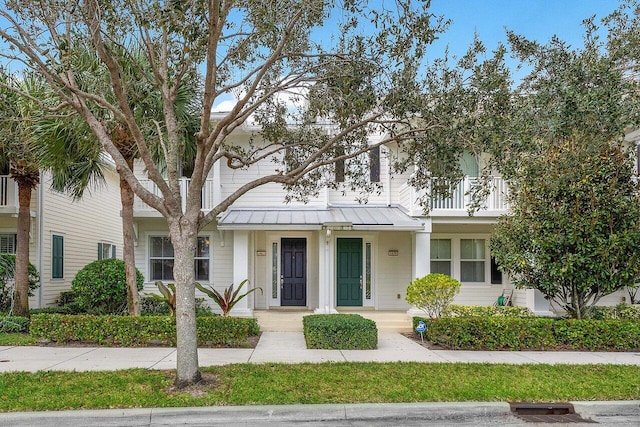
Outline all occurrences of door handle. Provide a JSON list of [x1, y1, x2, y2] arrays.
[[280, 275, 284, 288], [359, 275, 363, 290]]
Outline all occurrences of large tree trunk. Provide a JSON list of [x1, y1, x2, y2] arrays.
[[120, 173, 140, 316], [12, 183, 32, 317], [170, 220, 201, 387]]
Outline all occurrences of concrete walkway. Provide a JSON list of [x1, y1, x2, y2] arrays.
[[1, 332, 640, 372]]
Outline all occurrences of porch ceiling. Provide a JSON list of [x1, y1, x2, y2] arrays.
[[217, 206, 424, 231]]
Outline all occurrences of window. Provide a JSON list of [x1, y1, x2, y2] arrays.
[[430, 239, 451, 276], [369, 146, 380, 182], [460, 239, 485, 282], [52, 234, 64, 279], [334, 147, 381, 183], [98, 242, 116, 260], [491, 257, 503, 284], [194, 237, 210, 281], [365, 242, 372, 299], [0, 234, 16, 254], [460, 151, 479, 177], [149, 236, 210, 281]]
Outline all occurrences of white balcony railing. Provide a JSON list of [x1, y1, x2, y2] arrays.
[[0, 175, 18, 208], [431, 177, 508, 211], [401, 176, 508, 215], [133, 178, 216, 212]]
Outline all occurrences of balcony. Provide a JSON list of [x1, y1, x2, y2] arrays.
[[0, 175, 18, 214], [133, 178, 216, 216], [400, 176, 508, 217]]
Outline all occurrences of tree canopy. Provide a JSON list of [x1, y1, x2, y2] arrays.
[[490, 9, 640, 319], [0, 0, 502, 385]]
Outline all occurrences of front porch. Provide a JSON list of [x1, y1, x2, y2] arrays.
[[253, 309, 413, 333]]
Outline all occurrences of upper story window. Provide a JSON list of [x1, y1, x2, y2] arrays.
[[149, 236, 210, 282], [0, 234, 16, 254], [460, 151, 479, 177], [460, 238, 485, 282], [335, 146, 381, 183]]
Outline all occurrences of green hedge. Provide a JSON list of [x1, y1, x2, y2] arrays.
[[590, 304, 640, 320], [412, 316, 640, 351], [303, 314, 377, 349], [0, 316, 30, 333], [444, 304, 533, 318], [29, 314, 259, 347]]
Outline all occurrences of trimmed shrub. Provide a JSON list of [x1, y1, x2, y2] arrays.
[[71, 259, 144, 314], [0, 316, 30, 333], [55, 290, 83, 314], [29, 314, 259, 347], [303, 314, 377, 349], [141, 296, 216, 317], [0, 254, 40, 311], [413, 316, 640, 351], [30, 307, 75, 315], [445, 304, 533, 318], [590, 304, 640, 320], [406, 273, 461, 318]]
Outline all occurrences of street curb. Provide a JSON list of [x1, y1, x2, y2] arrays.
[[2, 401, 638, 426], [0, 402, 513, 425]]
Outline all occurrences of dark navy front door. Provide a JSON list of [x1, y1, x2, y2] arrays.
[[281, 238, 306, 306]]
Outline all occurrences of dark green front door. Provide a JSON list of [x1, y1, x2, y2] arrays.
[[337, 238, 363, 306]]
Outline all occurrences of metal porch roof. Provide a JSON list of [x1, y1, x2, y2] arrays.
[[217, 206, 424, 231]]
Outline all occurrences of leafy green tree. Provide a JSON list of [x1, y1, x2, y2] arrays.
[[31, 45, 199, 316], [0, 0, 507, 386], [491, 16, 640, 319]]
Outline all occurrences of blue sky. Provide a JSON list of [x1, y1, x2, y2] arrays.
[[427, 0, 621, 57]]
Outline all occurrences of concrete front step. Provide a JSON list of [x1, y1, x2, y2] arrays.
[[254, 310, 413, 332]]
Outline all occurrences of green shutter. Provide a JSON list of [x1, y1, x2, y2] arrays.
[[98, 243, 103, 260], [52, 235, 64, 278]]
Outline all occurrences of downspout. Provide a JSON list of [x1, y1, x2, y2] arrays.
[[36, 170, 44, 309], [385, 148, 391, 207]]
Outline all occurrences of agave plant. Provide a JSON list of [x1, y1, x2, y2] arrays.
[[148, 281, 177, 316], [195, 279, 262, 317]]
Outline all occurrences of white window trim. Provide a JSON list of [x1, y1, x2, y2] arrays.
[[146, 232, 212, 283], [98, 241, 117, 260], [431, 234, 491, 286]]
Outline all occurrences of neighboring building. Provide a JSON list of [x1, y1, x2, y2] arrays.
[[0, 165, 124, 308], [133, 123, 628, 317]]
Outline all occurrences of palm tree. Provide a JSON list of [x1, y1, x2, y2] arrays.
[[32, 46, 199, 316], [1, 69, 111, 317]]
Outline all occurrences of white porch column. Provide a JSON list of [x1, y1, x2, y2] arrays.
[[413, 219, 432, 279], [409, 220, 432, 316], [315, 229, 337, 313], [230, 230, 254, 317]]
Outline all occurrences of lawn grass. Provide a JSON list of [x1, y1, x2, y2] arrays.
[[0, 363, 638, 412], [0, 334, 36, 346]]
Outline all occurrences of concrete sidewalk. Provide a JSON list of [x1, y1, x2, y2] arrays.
[[1, 332, 640, 372]]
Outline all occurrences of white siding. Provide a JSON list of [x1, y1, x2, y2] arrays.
[[38, 168, 124, 307], [375, 231, 413, 310]]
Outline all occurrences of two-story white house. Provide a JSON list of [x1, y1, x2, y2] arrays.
[[131, 120, 570, 318], [0, 164, 124, 308]]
